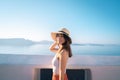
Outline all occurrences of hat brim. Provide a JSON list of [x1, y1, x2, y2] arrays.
[[51, 32, 72, 43], [51, 32, 63, 41]]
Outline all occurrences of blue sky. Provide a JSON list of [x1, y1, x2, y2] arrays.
[[0, 0, 120, 44]]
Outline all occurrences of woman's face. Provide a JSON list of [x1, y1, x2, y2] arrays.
[[56, 34, 65, 45]]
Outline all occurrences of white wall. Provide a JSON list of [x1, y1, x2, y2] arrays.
[[0, 65, 34, 80], [0, 65, 120, 80], [0, 55, 120, 80]]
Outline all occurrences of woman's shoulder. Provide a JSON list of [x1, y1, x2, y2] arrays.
[[57, 49, 68, 57], [60, 49, 67, 53], [60, 49, 69, 56]]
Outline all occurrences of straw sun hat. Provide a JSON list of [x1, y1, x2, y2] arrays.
[[51, 28, 72, 43]]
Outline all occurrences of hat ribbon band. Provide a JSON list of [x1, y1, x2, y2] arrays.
[[58, 31, 69, 36]]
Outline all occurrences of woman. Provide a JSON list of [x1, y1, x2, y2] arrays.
[[49, 28, 72, 80]]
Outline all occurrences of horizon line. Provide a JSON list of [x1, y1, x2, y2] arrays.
[[0, 37, 120, 45]]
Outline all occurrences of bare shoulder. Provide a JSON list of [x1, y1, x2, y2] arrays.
[[60, 49, 69, 57]]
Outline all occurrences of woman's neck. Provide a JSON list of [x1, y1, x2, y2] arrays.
[[58, 44, 62, 48], [58, 44, 63, 52]]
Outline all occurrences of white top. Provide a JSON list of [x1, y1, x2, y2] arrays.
[[52, 51, 67, 75]]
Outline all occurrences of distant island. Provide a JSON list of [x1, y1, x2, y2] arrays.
[[0, 38, 52, 46], [0, 38, 119, 46]]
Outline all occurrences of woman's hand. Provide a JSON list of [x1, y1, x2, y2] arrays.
[[49, 42, 58, 53]]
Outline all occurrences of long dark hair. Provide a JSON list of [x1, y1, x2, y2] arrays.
[[61, 34, 72, 58]]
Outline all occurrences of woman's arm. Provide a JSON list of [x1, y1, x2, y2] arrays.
[[49, 42, 58, 53], [59, 50, 68, 80]]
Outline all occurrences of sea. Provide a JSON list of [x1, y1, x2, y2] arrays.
[[0, 44, 120, 56], [0, 44, 120, 65]]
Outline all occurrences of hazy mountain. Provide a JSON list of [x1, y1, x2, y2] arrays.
[[72, 43, 104, 46], [0, 38, 35, 46], [0, 38, 119, 46], [72, 43, 120, 46]]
